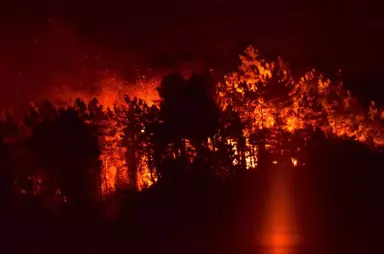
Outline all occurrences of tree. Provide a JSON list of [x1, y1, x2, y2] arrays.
[[31, 106, 101, 202], [155, 72, 221, 181]]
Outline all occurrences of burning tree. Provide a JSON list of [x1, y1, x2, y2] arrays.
[[2, 45, 384, 198], [217, 45, 384, 168], [93, 46, 384, 192], [121, 96, 155, 191]]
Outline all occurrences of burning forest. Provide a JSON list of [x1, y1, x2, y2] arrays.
[[1, 45, 384, 254], [3, 45, 383, 195]]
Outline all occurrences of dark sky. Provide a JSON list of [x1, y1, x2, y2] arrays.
[[1, 0, 384, 108]]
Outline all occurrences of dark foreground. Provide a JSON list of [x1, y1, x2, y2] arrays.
[[2, 166, 383, 254]]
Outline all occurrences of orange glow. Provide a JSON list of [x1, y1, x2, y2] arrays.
[[94, 46, 383, 195], [218, 45, 384, 153], [291, 158, 298, 167], [227, 138, 239, 166], [260, 165, 300, 254], [86, 72, 160, 195], [45, 71, 159, 113], [137, 153, 157, 191], [43, 45, 383, 196]]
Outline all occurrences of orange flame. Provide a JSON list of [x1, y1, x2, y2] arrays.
[[45, 45, 383, 196]]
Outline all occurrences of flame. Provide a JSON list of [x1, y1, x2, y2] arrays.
[[136, 152, 157, 191], [34, 45, 383, 196], [68, 72, 160, 195], [101, 76, 159, 194], [217, 45, 384, 166], [95, 46, 382, 195]]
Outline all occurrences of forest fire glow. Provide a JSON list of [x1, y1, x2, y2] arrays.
[[68, 46, 384, 195], [94, 74, 160, 194], [2, 45, 383, 198]]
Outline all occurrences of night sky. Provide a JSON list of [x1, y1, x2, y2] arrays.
[[1, 0, 384, 109]]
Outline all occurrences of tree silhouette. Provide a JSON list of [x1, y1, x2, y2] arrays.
[[157, 72, 220, 142], [155, 72, 221, 181], [30, 105, 101, 202], [121, 96, 146, 190]]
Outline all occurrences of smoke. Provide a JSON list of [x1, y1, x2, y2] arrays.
[[45, 70, 160, 109], [0, 20, 84, 106], [0, 19, 151, 117], [0, 17, 210, 118]]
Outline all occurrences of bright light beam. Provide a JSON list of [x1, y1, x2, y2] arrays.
[[260, 163, 301, 254]]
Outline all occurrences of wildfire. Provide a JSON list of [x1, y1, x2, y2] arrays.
[[99, 46, 383, 195], [97, 74, 160, 195], [36, 45, 383, 196], [216, 45, 384, 176], [52, 71, 161, 196]]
